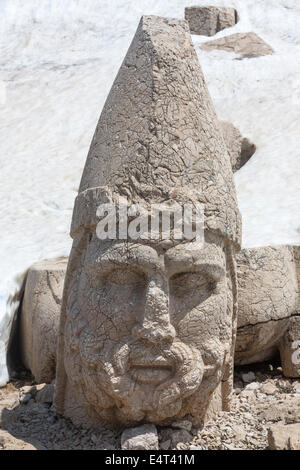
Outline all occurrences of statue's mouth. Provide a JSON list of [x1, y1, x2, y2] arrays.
[[129, 356, 173, 384]]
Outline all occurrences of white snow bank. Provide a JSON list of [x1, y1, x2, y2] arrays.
[[0, 0, 299, 385]]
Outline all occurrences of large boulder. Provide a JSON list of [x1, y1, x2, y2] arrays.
[[185, 6, 238, 36], [200, 32, 273, 58], [20, 257, 68, 383]]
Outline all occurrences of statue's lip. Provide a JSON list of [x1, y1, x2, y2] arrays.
[[129, 355, 172, 368], [129, 363, 173, 384]]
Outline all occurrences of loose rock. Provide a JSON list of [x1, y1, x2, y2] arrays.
[[121, 424, 158, 450]]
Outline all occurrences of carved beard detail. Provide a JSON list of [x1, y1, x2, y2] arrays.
[[64, 300, 204, 424]]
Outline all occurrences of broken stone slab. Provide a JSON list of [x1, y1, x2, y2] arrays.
[[268, 423, 300, 450], [220, 120, 256, 172], [19, 257, 68, 384], [121, 424, 158, 450], [200, 32, 273, 57], [185, 6, 238, 36]]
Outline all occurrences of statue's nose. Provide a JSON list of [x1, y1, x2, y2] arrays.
[[132, 273, 175, 344]]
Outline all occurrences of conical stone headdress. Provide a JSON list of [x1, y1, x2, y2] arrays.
[[71, 15, 241, 248]]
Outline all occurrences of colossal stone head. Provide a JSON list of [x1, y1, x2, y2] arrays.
[[55, 16, 241, 428]]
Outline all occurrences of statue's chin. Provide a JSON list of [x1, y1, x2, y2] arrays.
[[112, 382, 184, 424]]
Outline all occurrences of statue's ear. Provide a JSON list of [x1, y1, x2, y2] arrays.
[[219, 120, 256, 173]]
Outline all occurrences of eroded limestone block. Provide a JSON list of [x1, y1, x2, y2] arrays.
[[20, 257, 68, 383], [54, 15, 241, 429], [200, 32, 273, 57], [220, 120, 256, 172], [235, 245, 300, 373], [185, 6, 238, 36]]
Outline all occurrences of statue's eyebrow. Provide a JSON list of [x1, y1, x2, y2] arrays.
[[165, 251, 225, 280], [85, 246, 161, 275]]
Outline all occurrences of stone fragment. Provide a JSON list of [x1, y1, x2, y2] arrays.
[[220, 120, 256, 172], [160, 440, 171, 450], [20, 257, 68, 383], [185, 6, 238, 36], [20, 393, 31, 405], [121, 424, 158, 450], [268, 423, 300, 450], [170, 429, 192, 447], [245, 382, 260, 390], [200, 32, 273, 57], [232, 425, 246, 442], [241, 372, 256, 383], [260, 382, 277, 395]]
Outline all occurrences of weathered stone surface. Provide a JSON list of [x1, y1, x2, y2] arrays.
[[20, 257, 68, 383], [220, 120, 256, 172], [35, 383, 54, 404], [54, 15, 241, 429], [170, 418, 192, 432], [279, 246, 300, 377], [235, 246, 299, 367], [260, 382, 277, 395], [200, 32, 273, 57], [170, 429, 192, 447], [0, 430, 40, 450], [268, 423, 300, 450], [185, 6, 238, 36], [121, 424, 158, 450]]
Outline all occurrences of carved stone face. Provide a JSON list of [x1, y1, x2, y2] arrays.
[[64, 232, 234, 426]]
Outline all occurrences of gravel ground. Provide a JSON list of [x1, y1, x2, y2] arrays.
[[0, 361, 299, 450]]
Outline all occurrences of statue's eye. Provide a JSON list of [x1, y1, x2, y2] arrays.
[[170, 272, 216, 294], [103, 266, 146, 287]]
